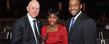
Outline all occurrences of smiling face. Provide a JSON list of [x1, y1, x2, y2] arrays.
[[69, 0, 82, 16], [48, 14, 58, 27], [27, 0, 40, 18]]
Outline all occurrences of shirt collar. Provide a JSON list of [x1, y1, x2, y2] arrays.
[[74, 11, 82, 20]]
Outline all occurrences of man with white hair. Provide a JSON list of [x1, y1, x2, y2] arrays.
[[12, 0, 43, 44]]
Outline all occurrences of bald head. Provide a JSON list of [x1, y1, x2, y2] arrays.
[[27, 0, 40, 18], [27, 0, 40, 8], [69, 0, 81, 5]]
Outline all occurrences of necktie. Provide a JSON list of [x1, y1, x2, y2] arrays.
[[69, 17, 74, 32], [33, 20, 39, 44]]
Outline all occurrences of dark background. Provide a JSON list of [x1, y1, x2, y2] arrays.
[[0, 0, 109, 44]]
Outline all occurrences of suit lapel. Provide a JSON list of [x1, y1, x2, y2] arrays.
[[35, 19, 43, 44], [22, 15, 35, 42], [70, 13, 84, 30], [25, 15, 32, 31], [36, 19, 42, 33], [67, 18, 71, 32], [69, 13, 84, 37]]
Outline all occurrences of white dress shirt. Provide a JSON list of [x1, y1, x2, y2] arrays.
[[27, 13, 38, 44], [69, 11, 82, 32], [73, 11, 82, 23]]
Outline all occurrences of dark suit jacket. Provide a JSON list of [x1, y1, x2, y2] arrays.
[[11, 15, 43, 44], [67, 13, 96, 44]]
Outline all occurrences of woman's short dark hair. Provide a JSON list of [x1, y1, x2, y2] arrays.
[[47, 8, 60, 17]]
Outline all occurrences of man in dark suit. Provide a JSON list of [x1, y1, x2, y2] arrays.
[[67, 0, 96, 44], [11, 0, 43, 44]]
